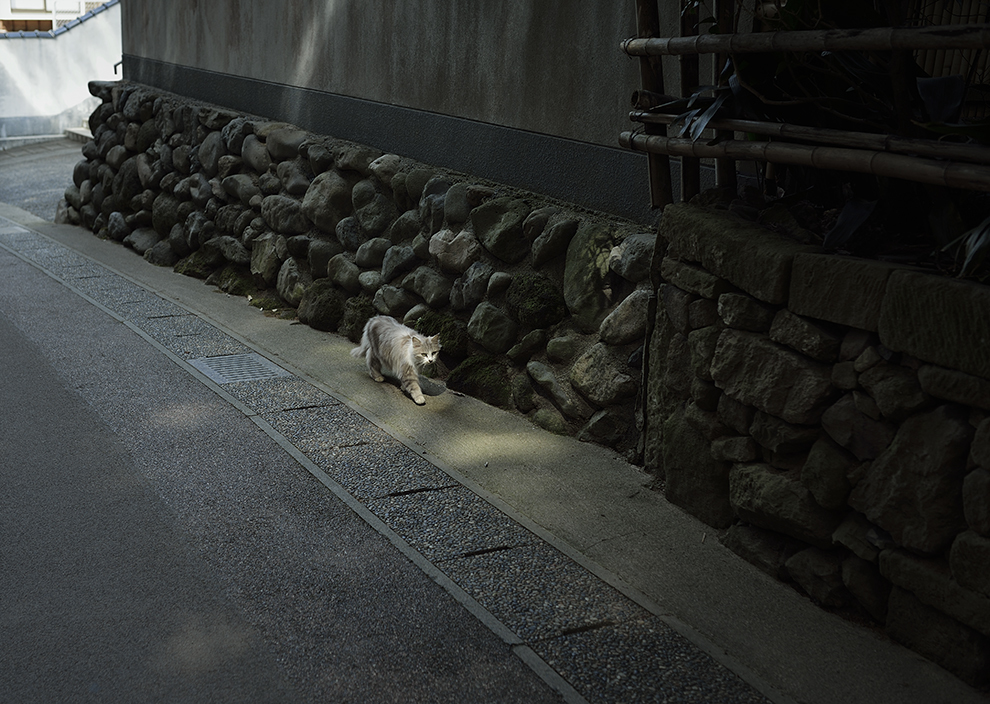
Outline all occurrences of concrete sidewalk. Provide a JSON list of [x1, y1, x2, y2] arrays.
[[1, 139, 985, 703]]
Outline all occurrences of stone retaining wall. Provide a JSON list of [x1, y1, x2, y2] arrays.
[[60, 80, 652, 457], [645, 202, 990, 686]]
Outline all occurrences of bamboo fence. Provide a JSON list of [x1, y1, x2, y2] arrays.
[[622, 2, 990, 205]]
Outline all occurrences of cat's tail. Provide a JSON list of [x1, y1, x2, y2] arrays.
[[349, 340, 368, 358]]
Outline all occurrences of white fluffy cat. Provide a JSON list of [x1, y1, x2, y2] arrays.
[[350, 315, 441, 405]]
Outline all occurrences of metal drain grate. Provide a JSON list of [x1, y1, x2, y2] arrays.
[[188, 353, 292, 384]]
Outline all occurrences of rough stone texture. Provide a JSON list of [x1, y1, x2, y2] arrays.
[[710, 436, 758, 463], [820, 394, 896, 461], [721, 523, 803, 581], [717, 393, 755, 436], [801, 436, 854, 511], [729, 463, 842, 548], [327, 254, 362, 294], [769, 310, 841, 363], [297, 279, 347, 331], [662, 413, 734, 528], [335, 216, 367, 251], [710, 330, 835, 425], [381, 245, 418, 283], [545, 335, 583, 364], [355, 237, 393, 268], [660, 283, 694, 333], [308, 238, 344, 276], [241, 134, 271, 173], [123, 227, 162, 255], [250, 233, 284, 284], [691, 378, 721, 412], [598, 290, 650, 345], [570, 343, 638, 407], [858, 363, 929, 422], [684, 401, 731, 441], [430, 228, 483, 275], [301, 170, 353, 232], [266, 128, 308, 162], [785, 548, 850, 608], [885, 586, 990, 687], [511, 372, 538, 413], [354, 189, 397, 236], [449, 261, 493, 311], [686, 325, 722, 382], [749, 412, 819, 455], [973, 419, 990, 469], [507, 329, 547, 365], [660, 257, 733, 299], [372, 284, 420, 318], [850, 405, 972, 555], [687, 298, 719, 330], [505, 274, 568, 330], [563, 221, 613, 333], [532, 217, 578, 268], [788, 253, 894, 331], [609, 232, 656, 283], [951, 531, 990, 598], [262, 195, 310, 235], [842, 554, 890, 622], [918, 365, 990, 411], [577, 408, 634, 448], [660, 202, 819, 304], [963, 468, 990, 537], [472, 197, 532, 264], [881, 549, 990, 641], [275, 258, 312, 307], [275, 159, 311, 196], [467, 302, 519, 354], [879, 269, 990, 380], [402, 266, 452, 309], [832, 512, 882, 562], [526, 361, 592, 420]]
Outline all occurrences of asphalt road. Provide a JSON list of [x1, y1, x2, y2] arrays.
[[0, 162, 564, 701]]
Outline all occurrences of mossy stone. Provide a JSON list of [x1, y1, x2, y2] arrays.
[[506, 272, 567, 329], [448, 355, 511, 407], [248, 290, 284, 311], [339, 295, 377, 342], [412, 310, 469, 361], [174, 248, 224, 279], [298, 279, 348, 332], [206, 264, 257, 296]]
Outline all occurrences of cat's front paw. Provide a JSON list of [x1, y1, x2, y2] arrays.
[[371, 374, 385, 382], [412, 394, 426, 405]]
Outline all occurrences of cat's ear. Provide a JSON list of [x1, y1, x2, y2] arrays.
[[431, 335, 441, 347], [410, 336, 424, 350]]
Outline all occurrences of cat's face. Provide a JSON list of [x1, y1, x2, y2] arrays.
[[412, 335, 441, 366]]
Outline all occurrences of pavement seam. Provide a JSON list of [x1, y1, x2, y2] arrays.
[[0, 216, 790, 704]]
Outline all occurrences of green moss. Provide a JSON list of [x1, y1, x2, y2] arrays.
[[505, 272, 567, 329], [412, 310, 469, 360], [447, 355, 511, 408], [298, 279, 348, 332], [338, 296, 377, 342], [174, 248, 223, 279], [206, 264, 258, 296], [248, 290, 283, 310]]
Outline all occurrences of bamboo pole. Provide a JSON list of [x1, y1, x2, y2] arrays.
[[629, 110, 990, 165], [679, 0, 701, 201], [635, 0, 673, 208], [619, 131, 990, 191], [714, 0, 737, 193], [621, 23, 990, 57]]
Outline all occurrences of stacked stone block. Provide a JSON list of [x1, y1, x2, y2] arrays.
[[61, 80, 653, 458], [646, 201, 990, 686]]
